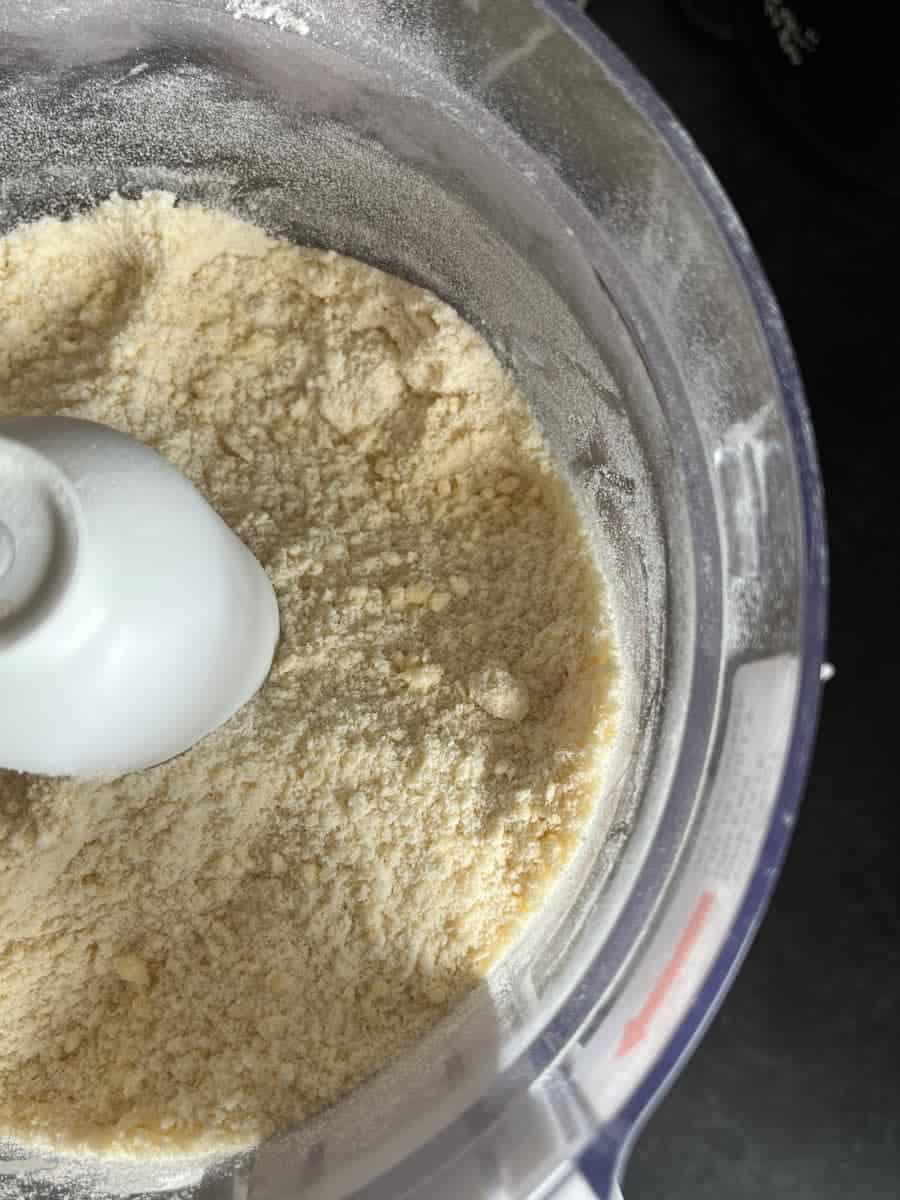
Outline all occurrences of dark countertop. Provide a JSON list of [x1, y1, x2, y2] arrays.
[[581, 3, 900, 1197]]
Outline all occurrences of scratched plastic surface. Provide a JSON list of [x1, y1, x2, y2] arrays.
[[0, 2, 826, 1199]]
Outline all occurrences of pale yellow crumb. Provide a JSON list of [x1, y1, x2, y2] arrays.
[[0, 191, 618, 1157]]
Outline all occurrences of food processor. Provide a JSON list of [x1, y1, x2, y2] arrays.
[[0, 1, 827, 1197]]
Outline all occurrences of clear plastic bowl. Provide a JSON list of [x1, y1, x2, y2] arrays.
[[0, 2, 827, 1198]]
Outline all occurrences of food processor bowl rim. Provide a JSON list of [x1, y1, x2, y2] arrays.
[[534, 0, 828, 1184]]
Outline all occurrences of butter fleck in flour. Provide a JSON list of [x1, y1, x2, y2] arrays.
[[0, 194, 617, 1154]]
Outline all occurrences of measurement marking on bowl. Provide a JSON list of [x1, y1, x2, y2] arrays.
[[615, 891, 715, 1057]]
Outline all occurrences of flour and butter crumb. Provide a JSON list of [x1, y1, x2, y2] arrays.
[[0, 193, 618, 1154]]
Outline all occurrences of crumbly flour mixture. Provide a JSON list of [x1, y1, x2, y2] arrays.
[[0, 194, 617, 1154]]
